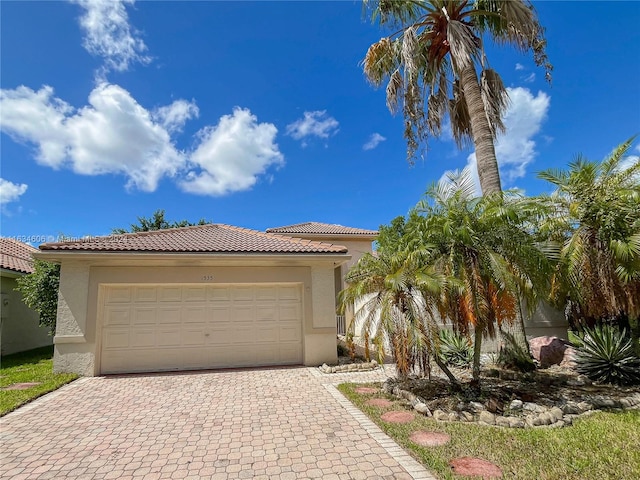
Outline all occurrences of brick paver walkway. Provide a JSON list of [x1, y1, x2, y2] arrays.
[[1, 365, 436, 479]]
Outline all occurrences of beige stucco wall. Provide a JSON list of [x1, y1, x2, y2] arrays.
[[51, 256, 342, 375], [1, 274, 53, 356]]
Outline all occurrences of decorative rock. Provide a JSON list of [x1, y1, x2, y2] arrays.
[[592, 397, 616, 409], [413, 402, 431, 416], [619, 398, 632, 408], [450, 457, 503, 478], [410, 430, 451, 447], [577, 401, 593, 413], [560, 346, 578, 369], [529, 336, 573, 368], [447, 412, 459, 422], [566, 374, 591, 386], [509, 399, 523, 410], [550, 407, 564, 422], [561, 402, 580, 415], [381, 411, 415, 424], [508, 417, 525, 428], [469, 401, 485, 412], [433, 409, 448, 421], [460, 411, 475, 422], [523, 402, 545, 413], [479, 411, 496, 425], [486, 397, 502, 413], [495, 416, 511, 427]]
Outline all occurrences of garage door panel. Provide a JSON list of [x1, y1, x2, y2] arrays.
[[184, 287, 207, 302], [233, 325, 254, 344], [130, 329, 156, 348], [159, 287, 182, 302], [158, 307, 182, 324], [134, 287, 157, 302], [104, 307, 131, 326], [101, 283, 303, 374], [279, 304, 301, 322], [208, 287, 231, 302], [103, 329, 129, 349], [208, 327, 234, 345], [157, 329, 181, 346], [255, 326, 278, 343], [256, 286, 277, 301], [280, 345, 303, 363], [106, 287, 132, 303], [182, 328, 206, 346], [232, 287, 254, 301], [256, 306, 277, 322], [132, 307, 156, 325], [183, 306, 207, 323], [233, 305, 255, 322], [279, 325, 301, 342]]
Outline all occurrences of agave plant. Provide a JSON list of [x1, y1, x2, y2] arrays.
[[438, 329, 473, 368], [575, 325, 640, 385]]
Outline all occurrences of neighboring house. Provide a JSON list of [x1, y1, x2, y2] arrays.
[[36, 223, 376, 376], [266, 222, 379, 333], [1, 238, 53, 356]]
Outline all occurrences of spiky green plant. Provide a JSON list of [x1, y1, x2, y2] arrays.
[[438, 329, 473, 368], [575, 325, 640, 385]]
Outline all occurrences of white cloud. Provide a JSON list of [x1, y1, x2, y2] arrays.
[[153, 99, 199, 134], [73, 0, 151, 76], [1, 85, 284, 197], [515, 63, 525, 71], [180, 108, 284, 196], [363, 133, 386, 151], [1, 84, 186, 192], [523, 72, 536, 83], [636, 144, 640, 153], [286, 110, 339, 141], [0, 179, 28, 205], [440, 87, 550, 194]]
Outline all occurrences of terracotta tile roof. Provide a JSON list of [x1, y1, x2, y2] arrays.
[[38, 224, 348, 254], [266, 222, 378, 236], [1, 238, 38, 274]]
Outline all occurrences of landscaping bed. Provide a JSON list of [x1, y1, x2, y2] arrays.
[[339, 380, 640, 479]]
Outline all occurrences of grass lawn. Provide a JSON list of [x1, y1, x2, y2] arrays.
[[1, 346, 78, 416], [339, 382, 640, 480]]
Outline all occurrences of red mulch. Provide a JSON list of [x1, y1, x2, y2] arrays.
[[2, 382, 41, 391], [409, 430, 451, 447], [449, 457, 503, 479], [354, 387, 379, 395], [380, 411, 415, 424]]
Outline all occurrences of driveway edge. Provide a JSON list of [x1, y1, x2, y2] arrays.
[[323, 384, 437, 480]]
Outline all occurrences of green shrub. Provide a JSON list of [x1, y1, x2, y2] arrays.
[[438, 329, 473, 368], [497, 331, 536, 372], [575, 325, 640, 385]]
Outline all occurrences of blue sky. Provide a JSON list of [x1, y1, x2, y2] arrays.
[[1, 1, 639, 244]]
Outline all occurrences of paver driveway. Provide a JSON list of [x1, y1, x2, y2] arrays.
[[1, 366, 435, 479]]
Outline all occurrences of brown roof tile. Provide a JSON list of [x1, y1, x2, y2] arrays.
[[1, 238, 38, 274], [38, 224, 348, 254], [266, 222, 378, 236]]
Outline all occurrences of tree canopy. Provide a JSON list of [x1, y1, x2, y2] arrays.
[[112, 209, 209, 234]]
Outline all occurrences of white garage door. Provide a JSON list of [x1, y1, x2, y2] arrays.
[[100, 284, 303, 374]]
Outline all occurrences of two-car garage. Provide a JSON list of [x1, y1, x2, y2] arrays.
[[100, 283, 304, 374]]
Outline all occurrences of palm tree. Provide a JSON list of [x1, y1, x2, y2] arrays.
[[363, 0, 551, 195], [415, 168, 552, 380], [338, 249, 458, 383], [538, 138, 640, 353]]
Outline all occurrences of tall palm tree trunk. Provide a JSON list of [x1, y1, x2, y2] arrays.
[[459, 64, 532, 359], [458, 64, 502, 195]]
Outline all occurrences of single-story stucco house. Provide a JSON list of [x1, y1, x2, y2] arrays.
[[36, 222, 377, 376], [1, 238, 53, 356]]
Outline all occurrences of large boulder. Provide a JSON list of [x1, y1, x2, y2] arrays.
[[528, 336, 574, 368]]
